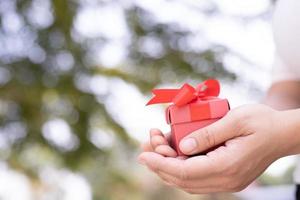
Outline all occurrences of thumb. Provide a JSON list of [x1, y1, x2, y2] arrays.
[[179, 113, 238, 155]]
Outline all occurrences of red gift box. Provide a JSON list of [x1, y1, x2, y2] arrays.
[[147, 79, 230, 156]]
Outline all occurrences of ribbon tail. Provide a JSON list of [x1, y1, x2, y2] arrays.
[[146, 89, 179, 105]]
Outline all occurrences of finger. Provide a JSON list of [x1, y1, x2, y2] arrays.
[[141, 141, 154, 152], [150, 128, 163, 137], [155, 145, 177, 157], [179, 112, 238, 155], [157, 171, 225, 190], [159, 175, 223, 194], [182, 187, 228, 194], [150, 129, 172, 145], [138, 152, 213, 180], [149, 129, 173, 147], [157, 173, 176, 186], [151, 135, 168, 149], [150, 129, 168, 148], [157, 171, 200, 189], [141, 128, 164, 152], [157, 171, 182, 187], [142, 128, 168, 152], [138, 152, 185, 177]]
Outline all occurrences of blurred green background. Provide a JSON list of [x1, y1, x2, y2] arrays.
[[0, 0, 295, 199]]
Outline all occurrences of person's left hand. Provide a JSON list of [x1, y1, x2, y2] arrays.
[[138, 104, 291, 194], [141, 129, 178, 157]]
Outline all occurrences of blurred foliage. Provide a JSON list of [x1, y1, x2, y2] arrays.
[[259, 165, 296, 186], [0, 0, 275, 199]]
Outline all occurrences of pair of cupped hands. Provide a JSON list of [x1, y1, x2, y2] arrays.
[[138, 104, 297, 194]]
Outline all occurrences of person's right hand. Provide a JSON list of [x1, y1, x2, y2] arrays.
[[138, 104, 300, 194]]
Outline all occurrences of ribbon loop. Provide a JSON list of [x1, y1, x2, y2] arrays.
[[196, 79, 220, 97], [172, 84, 196, 106], [146, 79, 220, 107]]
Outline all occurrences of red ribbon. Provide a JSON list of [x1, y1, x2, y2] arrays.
[[146, 79, 220, 107]]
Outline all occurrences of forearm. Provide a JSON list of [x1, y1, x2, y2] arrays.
[[264, 94, 300, 110], [264, 81, 300, 157], [264, 81, 300, 110], [277, 109, 300, 156]]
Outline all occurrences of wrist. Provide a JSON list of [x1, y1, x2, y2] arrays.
[[276, 109, 300, 157]]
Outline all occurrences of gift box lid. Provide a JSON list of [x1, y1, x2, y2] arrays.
[[166, 97, 230, 125]]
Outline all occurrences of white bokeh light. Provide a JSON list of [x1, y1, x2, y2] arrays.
[[74, 4, 128, 39], [42, 119, 79, 151], [89, 129, 115, 150], [212, 0, 271, 16], [39, 167, 92, 200], [0, 163, 33, 200]]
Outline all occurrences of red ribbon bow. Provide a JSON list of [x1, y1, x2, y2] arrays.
[[146, 79, 220, 107]]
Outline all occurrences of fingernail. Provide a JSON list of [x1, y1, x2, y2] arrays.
[[180, 138, 197, 153]]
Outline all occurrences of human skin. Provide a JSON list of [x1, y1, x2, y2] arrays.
[[138, 81, 300, 194]]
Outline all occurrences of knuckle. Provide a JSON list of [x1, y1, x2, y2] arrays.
[[227, 108, 241, 119], [228, 106, 247, 116], [228, 107, 251, 122], [227, 108, 252, 133], [200, 128, 216, 149]]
